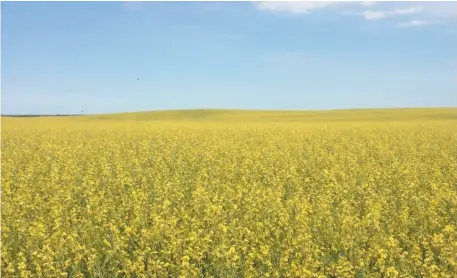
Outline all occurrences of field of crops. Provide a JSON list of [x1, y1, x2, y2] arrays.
[[2, 109, 457, 277]]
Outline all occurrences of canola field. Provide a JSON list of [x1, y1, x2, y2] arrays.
[[2, 108, 457, 278]]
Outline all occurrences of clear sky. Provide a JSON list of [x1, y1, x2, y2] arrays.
[[2, 1, 457, 115]]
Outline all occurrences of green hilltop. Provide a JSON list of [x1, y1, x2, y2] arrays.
[[81, 108, 457, 123], [2, 108, 456, 123]]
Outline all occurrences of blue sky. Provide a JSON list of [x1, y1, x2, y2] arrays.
[[2, 1, 457, 114]]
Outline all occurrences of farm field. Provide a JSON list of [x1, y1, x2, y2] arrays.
[[1, 108, 457, 277]]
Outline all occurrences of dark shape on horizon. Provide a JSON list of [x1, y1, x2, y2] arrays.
[[137, 78, 139, 81]]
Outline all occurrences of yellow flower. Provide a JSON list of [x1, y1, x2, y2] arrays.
[[2, 109, 456, 277]]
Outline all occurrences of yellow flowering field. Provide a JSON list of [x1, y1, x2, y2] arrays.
[[1, 109, 457, 278]]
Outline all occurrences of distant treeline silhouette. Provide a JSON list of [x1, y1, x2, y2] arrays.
[[1, 114, 83, 118]]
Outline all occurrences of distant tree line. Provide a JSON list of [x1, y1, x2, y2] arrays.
[[1, 114, 83, 118]]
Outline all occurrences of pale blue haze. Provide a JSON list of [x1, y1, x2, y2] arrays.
[[2, 1, 457, 114]]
